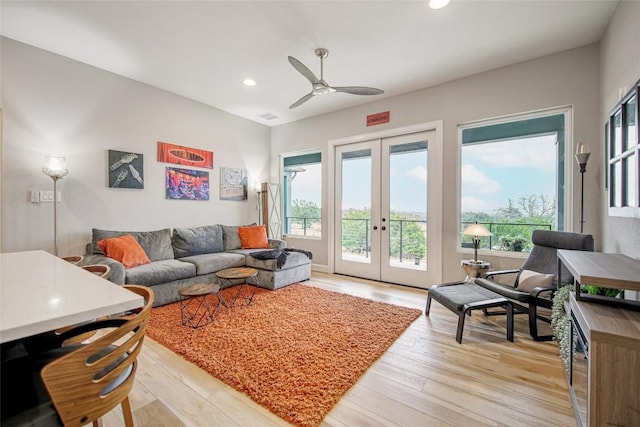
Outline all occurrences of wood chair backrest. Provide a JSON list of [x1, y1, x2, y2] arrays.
[[40, 285, 154, 427], [62, 255, 84, 265], [81, 264, 110, 278]]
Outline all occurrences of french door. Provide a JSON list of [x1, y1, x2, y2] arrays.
[[333, 129, 442, 288]]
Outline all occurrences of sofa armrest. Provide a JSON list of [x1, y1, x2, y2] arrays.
[[79, 254, 126, 285], [268, 238, 287, 250]]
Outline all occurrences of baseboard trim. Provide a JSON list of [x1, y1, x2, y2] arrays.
[[311, 264, 329, 273]]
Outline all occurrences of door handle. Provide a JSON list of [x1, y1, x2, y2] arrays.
[[381, 226, 386, 231], [373, 226, 378, 230]]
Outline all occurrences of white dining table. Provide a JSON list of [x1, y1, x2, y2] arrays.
[[0, 250, 143, 344]]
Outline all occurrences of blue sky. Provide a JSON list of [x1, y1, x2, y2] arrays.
[[290, 134, 556, 215]]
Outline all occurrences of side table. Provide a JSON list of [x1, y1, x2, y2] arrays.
[[461, 260, 490, 282], [216, 267, 259, 306], [178, 283, 223, 328]]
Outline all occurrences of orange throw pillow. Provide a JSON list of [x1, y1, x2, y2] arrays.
[[97, 234, 151, 269], [238, 225, 270, 249]]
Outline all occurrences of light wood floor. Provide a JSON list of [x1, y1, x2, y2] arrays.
[[102, 272, 577, 427]]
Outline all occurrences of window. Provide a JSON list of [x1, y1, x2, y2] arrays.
[[607, 80, 639, 217], [459, 109, 569, 253], [282, 152, 322, 237]]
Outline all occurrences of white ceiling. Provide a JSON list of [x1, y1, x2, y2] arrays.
[[0, 1, 618, 127]]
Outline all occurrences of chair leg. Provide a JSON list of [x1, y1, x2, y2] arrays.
[[506, 302, 514, 342], [121, 396, 134, 427], [456, 311, 467, 344], [425, 294, 432, 316], [528, 304, 553, 341]]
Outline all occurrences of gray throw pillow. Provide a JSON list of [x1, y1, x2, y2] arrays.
[[221, 223, 256, 251], [172, 225, 224, 258], [91, 228, 174, 262]]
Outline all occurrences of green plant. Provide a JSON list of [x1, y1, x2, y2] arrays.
[[583, 285, 622, 298], [551, 285, 574, 374]]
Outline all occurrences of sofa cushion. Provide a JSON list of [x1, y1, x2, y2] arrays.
[[221, 223, 257, 251], [178, 253, 245, 275], [172, 225, 223, 258], [245, 250, 312, 272], [238, 225, 269, 249], [96, 234, 151, 269], [91, 228, 174, 262], [125, 259, 195, 286], [221, 225, 242, 251]]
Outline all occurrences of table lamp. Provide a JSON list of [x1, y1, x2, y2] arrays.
[[42, 155, 69, 256], [462, 222, 492, 263]]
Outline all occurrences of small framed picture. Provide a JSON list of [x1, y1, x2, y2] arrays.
[[108, 150, 144, 189]]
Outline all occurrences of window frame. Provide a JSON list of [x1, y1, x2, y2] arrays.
[[280, 150, 323, 239], [607, 79, 640, 218], [457, 106, 573, 258]]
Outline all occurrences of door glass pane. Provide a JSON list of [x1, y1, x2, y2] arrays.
[[341, 149, 371, 263], [388, 141, 427, 271]]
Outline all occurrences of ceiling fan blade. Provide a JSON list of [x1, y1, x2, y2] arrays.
[[289, 92, 315, 109], [333, 86, 384, 96], [288, 56, 319, 85]]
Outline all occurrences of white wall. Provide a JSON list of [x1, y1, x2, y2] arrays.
[[272, 44, 602, 283], [600, 1, 640, 260], [1, 38, 271, 256]]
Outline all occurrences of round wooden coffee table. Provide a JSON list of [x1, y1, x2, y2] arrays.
[[216, 267, 258, 306], [177, 283, 223, 328]]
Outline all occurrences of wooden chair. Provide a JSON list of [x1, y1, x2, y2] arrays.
[[57, 265, 112, 344], [1, 285, 154, 427]]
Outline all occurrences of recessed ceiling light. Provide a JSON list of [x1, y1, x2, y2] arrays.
[[429, 0, 450, 10], [258, 112, 279, 120], [243, 78, 256, 87]]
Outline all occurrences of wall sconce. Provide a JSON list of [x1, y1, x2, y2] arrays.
[[42, 155, 69, 256]]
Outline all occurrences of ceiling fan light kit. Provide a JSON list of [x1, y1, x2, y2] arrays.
[[288, 48, 384, 109]]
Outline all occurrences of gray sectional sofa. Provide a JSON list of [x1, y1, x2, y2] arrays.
[[81, 225, 312, 306]]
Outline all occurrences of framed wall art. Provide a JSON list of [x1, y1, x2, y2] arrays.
[[166, 167, 209, 200], [108, 150, 144, 189], [220, 167, 247, 201], [157, 141, 214, 169]]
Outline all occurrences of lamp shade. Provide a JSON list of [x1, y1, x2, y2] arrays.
[[42, 155, 69, 179], [462, 223, 492, 237]]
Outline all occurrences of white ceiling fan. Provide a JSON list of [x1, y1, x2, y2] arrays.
[[288, 48, 384, 109]]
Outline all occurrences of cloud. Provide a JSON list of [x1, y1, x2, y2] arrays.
[[461, 196, 500, 212], [406, 166, 427, 183], [465, 135, 556, 172], [461, 164, 500, 194]]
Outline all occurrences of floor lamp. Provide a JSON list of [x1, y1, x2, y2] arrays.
[[575, 143, 590, 233], [42, 155, 68, 256]]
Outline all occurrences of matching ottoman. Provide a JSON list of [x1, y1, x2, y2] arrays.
[[245, 250, 312, 290], [426, 281, 514, 344]]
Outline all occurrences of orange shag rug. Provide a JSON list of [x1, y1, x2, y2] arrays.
[[146, 284, 421, 427]]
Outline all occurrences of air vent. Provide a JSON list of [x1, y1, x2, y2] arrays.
[[258, 112, 279, 120]]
